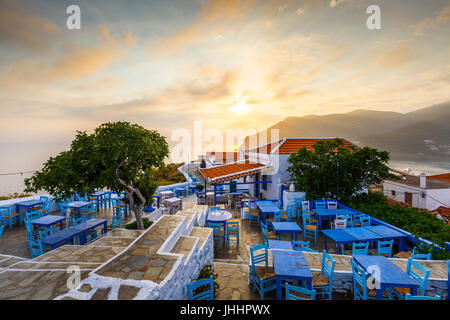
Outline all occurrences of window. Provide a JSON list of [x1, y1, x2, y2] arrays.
[[391, 190, 396, 196]]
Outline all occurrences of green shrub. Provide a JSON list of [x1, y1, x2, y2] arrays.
[[0, 192, 33, 200], [124, 217, 153, 230], [193, 264, 219, 298], [195, 184, 204, 191], [346, 192, 450, 259]]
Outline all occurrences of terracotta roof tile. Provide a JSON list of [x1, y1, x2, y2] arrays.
[[433, 206, 450, 218], [199, 161, 266, 184], [248, 138, 358, 154], [428, 173, 450, 182]]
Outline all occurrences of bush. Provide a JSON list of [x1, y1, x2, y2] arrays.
[[124, 217, 153, 230], [0, 192, 33, 200], [195, 184, 204, 191], [346, 191, 450, 259]]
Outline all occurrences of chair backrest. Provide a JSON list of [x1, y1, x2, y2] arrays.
[[60, 203, 69, 216], [38, 225, 57, 240], [273, 210, 281, 222], [26, 210, 41, 221], [350, 257, 368, 300], [260, 223, 268, 244], [277, 200, 282, 209], [0, 206, 10, 216], [360, 215, 371, 227], [377, 240, 393, 258], [187, 276, 214, 300], [302, 201, 310, 211], [285, 204, 294, 218], [321, 251, 336, 284], [24, 220, 34, 241], [404, 293, 440, 300], [294, 198, 304, 207], [111, 213, 122, 229], [327, 201, 338, 210], [250, 243, 269, 270], [87, 203, 96, 215], [210, 206, 220, 212], [411, 246, 432, 260], [30, 240, 44, 258], [302, 211, 315, 226], [71, 215, 85, 226], [333, 219, 347, 229], [285, 283, 316, 300], [337, 214, 353, 227], [352, 242, 369, 255], [227, 221, 239, 233], [292, 240, 309, 251], [208, 222, 222, 233], [406, 258, 430, 296], [315, 200, 326, 209]]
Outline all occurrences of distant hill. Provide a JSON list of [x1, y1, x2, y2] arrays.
[[244, 101, 450, 162]]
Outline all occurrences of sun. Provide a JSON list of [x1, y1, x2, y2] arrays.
[[230, 101, 248, 113]]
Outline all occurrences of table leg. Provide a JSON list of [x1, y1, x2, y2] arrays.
[[410, 286, 418, 296], [276, 277, 281, 300], [323, 234, 328, 251], [376, 287, 383, 300], [307, 279, 313, 290]]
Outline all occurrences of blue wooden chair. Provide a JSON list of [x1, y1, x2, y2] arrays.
[[292, 240, 309, 250], [102, 191, 112, 210], [26, 210, 41, 222], [327, 201, 338, 210], [388, 257, 430, 299], [302, 211, 318, 245], [83, 203, 96, 220], [353, 214, 371, 227], [405, 293, 440, 300], [0, 206, 23, 230], [38, 225, 57, 240], [107, 212, 122, 231], [350, 257, 376, 300], [411, 246, 432, 260], [250, 243, 276, 300], [369, 240, 393, 258], [210, 206, 220, 211], [260, 222, 279, 244], [285, 283, 316, 300], [40, 196, 51, 215], [349, 242, 369, 255], [245, 201, 259, 227], [187, 276, 214, 300], [0, 216, 5, 239], [70, 215, 85, 227], [294, 198, 304, 221], [29, 240, 44, 258], [280, 204, 293, 222], [312, 250, 335, 300], [112, 198, 127, 217], [208, 222, 224, 248], [226, 220, 239, 248], [315, 200, 326, 209]]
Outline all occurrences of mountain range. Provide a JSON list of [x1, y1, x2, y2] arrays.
[[245, 101, 450, 163]]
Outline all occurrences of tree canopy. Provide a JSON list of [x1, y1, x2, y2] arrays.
[[287, 138, 394, 202], [25, 121, 169, 229]]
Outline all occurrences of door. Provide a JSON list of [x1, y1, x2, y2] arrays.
[[405, 192, 412, 206]]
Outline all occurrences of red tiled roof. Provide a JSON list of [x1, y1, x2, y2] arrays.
[[433, 206, 450, 218], [199, 161, 267, 184], [248, 138, 358, 154], [428, 173, 450, 182]]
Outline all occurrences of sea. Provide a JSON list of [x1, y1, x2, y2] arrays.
[[1, 144, 449, 197]]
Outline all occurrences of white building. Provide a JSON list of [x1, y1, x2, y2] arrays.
[[383, 172, 450, 211]]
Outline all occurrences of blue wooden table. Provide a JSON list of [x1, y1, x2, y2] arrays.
[[322, 229, 357, 254], [91, 191, 106, 211], [343, 227, 383, 242], [68, 201, 90, 214], [272, 250, 313, 300], [313, 208, 356, 229], [268, 240, 293, 251], [365, 225, 408, 251], [30, 215, 65, 231], [272, 222, 302, 241], [40, 218, 107, 250], [254, 200, 279, 222], [353, 255, 419, 300], [15, 200, 43, 213]]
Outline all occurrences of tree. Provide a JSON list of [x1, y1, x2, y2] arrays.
[[287, 138, 394, 202], [24, 122, 169, 230]]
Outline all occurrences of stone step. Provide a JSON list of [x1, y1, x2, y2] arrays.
[[170, 236, 198, 259]]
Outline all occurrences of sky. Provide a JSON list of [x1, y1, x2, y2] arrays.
[[0, 0, 449, 170]]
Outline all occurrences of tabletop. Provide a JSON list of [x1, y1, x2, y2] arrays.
[[16, 200, 43, 207], [207, 210, 232, 223], [268, 240, 293, 250], [313, 208, 356, 217], [254, 201, 279, 213], [160, 190, 174, 195], [41, 218, 107, 245], [353, 255, 419, 287], [344, 227, 383, 242], [30, 215, 65, 226], [365, 225, 408, 239], [321, 228, 357, 242], [164, 197, 182, 203], [68, 201, 90, 208], [272, 222, 302, 233], [92, 191, 106, 197], [272, 250, 312, 279]]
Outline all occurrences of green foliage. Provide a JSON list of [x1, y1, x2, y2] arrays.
[[346, 192, 450, 259], [287, 138, 395, 202], [195, 184, 204, 191], [24, 122, 169, 229], [150, 163, 186, 186], [124, 217, 153, 230], [195, 264, 219, 298]]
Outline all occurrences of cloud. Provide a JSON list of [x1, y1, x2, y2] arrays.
[[329, 0, 347, 8], [0, 1, 61, 51], [412, 5, 450, 36], [375, 42, 417, 68]]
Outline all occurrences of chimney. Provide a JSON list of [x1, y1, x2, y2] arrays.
[[419, 173, 427, 189]]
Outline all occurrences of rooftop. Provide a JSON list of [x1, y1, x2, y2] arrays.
[[386, 172, 450, 189], [199, 161, 268, 184]]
